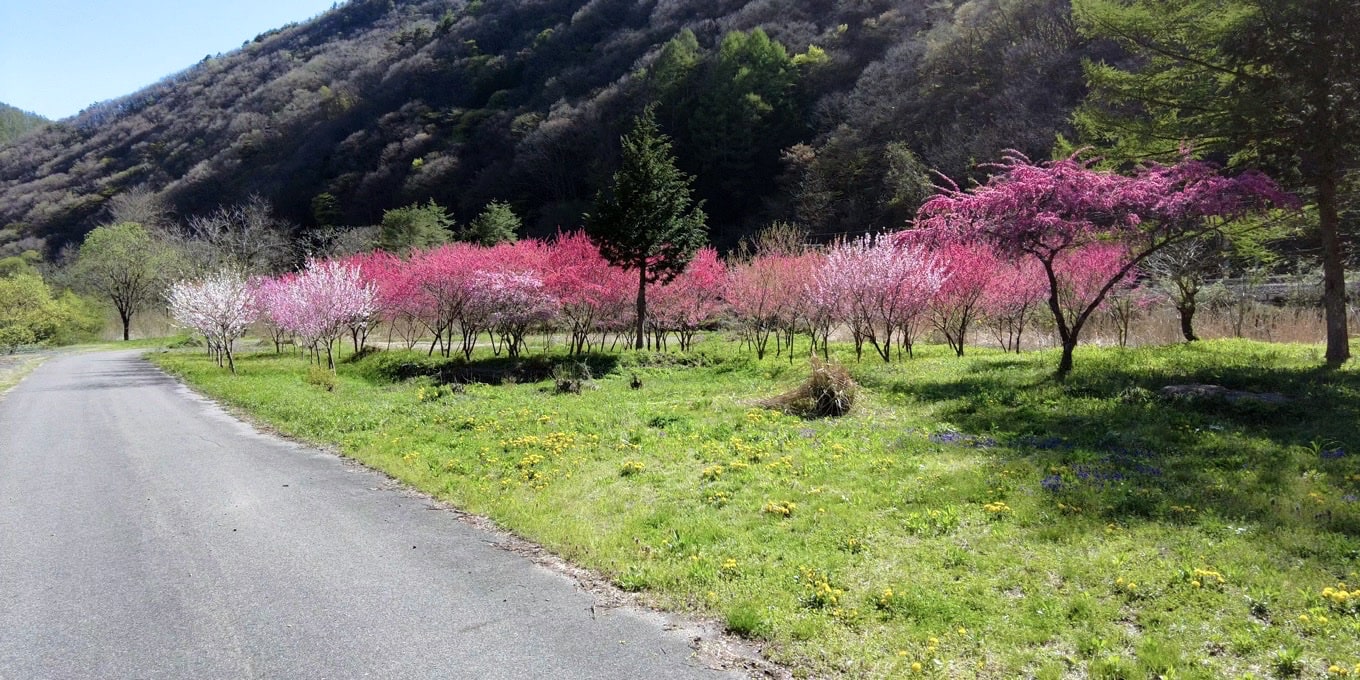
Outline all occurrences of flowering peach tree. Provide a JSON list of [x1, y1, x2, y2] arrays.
[[167, 269, 258, 373], [915, 152, 1292, 378]]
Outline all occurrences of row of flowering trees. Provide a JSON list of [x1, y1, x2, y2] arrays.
[[167, 153, 1291, 377], [168, 260, 376, 373], [169, 231, 1131, 372]]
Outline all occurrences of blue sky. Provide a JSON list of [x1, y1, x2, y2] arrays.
[[0, 0, 338, 120]]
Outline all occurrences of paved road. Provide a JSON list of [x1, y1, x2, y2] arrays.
[[0, 351, 748, 679]]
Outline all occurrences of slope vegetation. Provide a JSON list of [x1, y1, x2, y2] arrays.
[[0, 0, 1098, 254]]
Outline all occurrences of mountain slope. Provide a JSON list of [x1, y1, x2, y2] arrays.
[[0, 104, 46, 146], [0, 0, 1098, 255]]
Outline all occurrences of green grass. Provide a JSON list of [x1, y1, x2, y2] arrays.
[[0, 352, 48, 395], [150, 337, 1360, 679]]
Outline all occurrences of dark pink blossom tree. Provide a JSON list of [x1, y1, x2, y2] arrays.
[[930, 243, 995, 358], [915, 152, 1292, 378], [649, 247, 726, 352], [406, 244, 480, 358], [544, 232, 633, 355]]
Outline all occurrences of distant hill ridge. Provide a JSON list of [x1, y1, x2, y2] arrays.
[[0, 103, 46, 146], [0, 0, 1093, 255]]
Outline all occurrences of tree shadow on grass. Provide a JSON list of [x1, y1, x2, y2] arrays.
[[872, 343, 1360, 540], [345, 349, 621, 386]]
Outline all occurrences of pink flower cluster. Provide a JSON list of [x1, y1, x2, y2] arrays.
[[254, 259, 377, 369], [914, 151, 1291, 374]]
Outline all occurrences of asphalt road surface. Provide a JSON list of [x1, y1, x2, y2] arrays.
[[0, 351, 750, 679]]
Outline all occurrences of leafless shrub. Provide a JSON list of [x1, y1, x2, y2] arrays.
[[762, 358, 857, 418]]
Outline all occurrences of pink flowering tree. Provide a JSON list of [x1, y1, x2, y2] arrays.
[[726, 256, 786, 360], [982, 258, 1048, 353], [649, 247, 726, 352], [471, 270, 559, 358], [797, 251, 836, 359], [167, 269, 259, 373], [351, 250, 425, 350], [815, 236, 944, 362], [930, 243, 994, 358], [334, 251, 393, 353], [915, 152, 1292, 378], [814, 241, 874, 362], [258, 259, 377, 370], [406, 244, 480, 358], [770, 253, 821, 361], [251, 274, 296, 354], [544, 232, 633, 355]]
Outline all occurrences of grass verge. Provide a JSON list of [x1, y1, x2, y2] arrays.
[[0, 352, 48, 396], [151, 338, 1360, 679]]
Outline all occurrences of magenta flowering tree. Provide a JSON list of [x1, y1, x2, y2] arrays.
[[915, 152, 1293, 378], [544, 232, 633, 355], [167, 269, 259, 374], [405, 244, 480, 358]]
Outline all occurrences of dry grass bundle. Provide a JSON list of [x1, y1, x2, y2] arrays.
[[762, 358, 857, 417]]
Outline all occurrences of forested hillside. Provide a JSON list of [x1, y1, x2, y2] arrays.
[[0, 0, 1103, 255], [0, 104, 46, 146]]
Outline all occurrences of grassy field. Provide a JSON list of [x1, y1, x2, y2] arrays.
[[150, 337, 1360, 679]]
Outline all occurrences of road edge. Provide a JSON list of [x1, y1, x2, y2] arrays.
[[142, 350, 793, 680]]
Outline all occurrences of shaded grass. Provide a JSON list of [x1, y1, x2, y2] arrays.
[[151, 338, 1360, 678]]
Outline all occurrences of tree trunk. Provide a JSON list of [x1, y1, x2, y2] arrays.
[[120, 309, 131, 341], [1056, 339, 1077, 381], [1178, 304, 1199, 342], [1318, 170, 1350, 366], [634, 265, 647, 351]]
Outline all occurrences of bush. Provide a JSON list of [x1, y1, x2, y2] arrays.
[[552, 361, 593, 394], [761, 358, 857, 417], [305, 365, 338, 391]]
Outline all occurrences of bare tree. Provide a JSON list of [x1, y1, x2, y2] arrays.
[[105, 186, 172, 231], [176, 195, 295, 274], [1143, 237, 1225, 342]]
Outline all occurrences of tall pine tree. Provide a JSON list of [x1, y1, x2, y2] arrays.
[[586, 107, 707, 350]]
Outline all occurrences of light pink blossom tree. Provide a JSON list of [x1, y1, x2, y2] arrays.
[[814, 236, 945, 362], [258, 259, 377, 370], [471, 270, 559, 358], [167, 269, 259, 373]]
